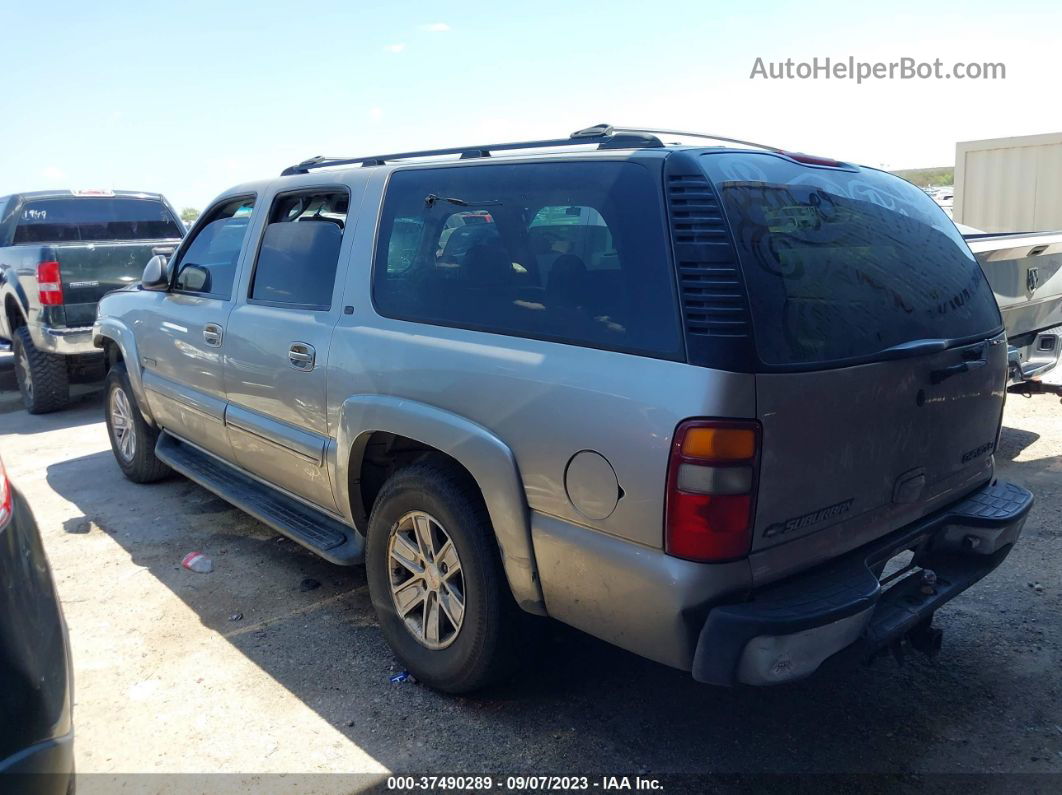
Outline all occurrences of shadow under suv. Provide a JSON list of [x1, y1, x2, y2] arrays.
[[93, 125, 1032, 692]]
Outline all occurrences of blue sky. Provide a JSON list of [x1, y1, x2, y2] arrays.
[[1, 0, 1059, 211]]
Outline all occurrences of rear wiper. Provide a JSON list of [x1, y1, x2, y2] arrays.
[[875, 338, 990, 382], [424, 194, 502, 208], [875, 339, 950, 361]]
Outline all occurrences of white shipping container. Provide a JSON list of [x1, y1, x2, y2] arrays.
[[954, 132, 1062, 233]]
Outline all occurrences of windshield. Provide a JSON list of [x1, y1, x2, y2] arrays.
[[700, 153, 1002, 366], [14, 197, 184, 243]]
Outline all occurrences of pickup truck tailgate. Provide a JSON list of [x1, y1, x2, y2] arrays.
[[56, 240, 177, 326], [967, 232, 1062, 339]]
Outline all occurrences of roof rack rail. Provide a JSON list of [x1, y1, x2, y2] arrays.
[[611, 126, 783, 153], [279, 124, 664, 175]]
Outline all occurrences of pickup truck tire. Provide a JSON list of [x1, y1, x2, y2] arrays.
[[104, 363, 171, 483], [366, 460, 519, 693], [12, 326, 70, 414]]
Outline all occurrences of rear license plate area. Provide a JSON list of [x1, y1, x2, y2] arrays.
[[878, 549, 918, 586], [876, 532, 936, 583]]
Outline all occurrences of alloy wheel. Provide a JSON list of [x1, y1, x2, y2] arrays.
[[387, 510, 466, 649], [109, 386, 136, 462]]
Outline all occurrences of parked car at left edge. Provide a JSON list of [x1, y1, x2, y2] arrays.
[[0, 456, 74, 793]]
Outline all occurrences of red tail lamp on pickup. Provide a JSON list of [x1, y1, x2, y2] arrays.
[[37, 261, 63, 306], [665, 420, 760, 562]]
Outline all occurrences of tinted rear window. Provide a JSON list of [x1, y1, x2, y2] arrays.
[[373, 161, 683, 358], [14, 198, 183, 243], [700, 153, 1001, 366]]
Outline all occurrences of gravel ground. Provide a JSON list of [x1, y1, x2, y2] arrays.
[[1, 356, 1060, 790]]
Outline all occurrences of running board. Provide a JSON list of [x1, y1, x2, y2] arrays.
[[155, 432, 364, 566]]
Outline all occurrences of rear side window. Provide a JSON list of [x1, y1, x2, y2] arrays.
[[700, 153, 1002, 366], [373, 161, 682, 358], [173, 196, 255, 299], [13, 198, 183, 243], [249, 190, 347, 309]]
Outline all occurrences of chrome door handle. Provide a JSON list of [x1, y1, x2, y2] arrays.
[[203, 323, 223, 347], [288, 342, 316, 371]]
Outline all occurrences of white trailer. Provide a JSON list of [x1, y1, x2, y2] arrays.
[[954, 132, 1062, 233]]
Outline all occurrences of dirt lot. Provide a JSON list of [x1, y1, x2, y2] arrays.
[[2, 355, 1061, 789]]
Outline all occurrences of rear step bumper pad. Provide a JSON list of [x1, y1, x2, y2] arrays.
[[155, 432, 364, 566], [691, 480, 1032, 686]]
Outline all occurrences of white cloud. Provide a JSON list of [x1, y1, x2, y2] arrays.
[[420, 22, 450, 32], [41, 165, 66, 180], [368, 107, 383, 122], [384, 43, 406, 54]]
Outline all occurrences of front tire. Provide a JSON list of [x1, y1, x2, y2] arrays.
[[104, 363, 170, 483], [366, 460, 519, 693], [12, 326, 69, 414]]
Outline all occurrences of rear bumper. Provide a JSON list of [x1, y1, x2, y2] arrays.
[[692, 480, 1032, 686], [1007, 327, 1062, 389], [28, 324, 98, 357]]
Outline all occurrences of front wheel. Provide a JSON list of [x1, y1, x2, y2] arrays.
[[104, 364, 170, 483], [365, 460, 520, 693]]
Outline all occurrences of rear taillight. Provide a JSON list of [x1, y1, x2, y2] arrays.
[[665, 419, 760, 562], [37, 260, 63, 306], [0, 457, 12, 528]]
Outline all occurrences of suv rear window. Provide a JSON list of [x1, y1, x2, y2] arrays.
[[700, 153, 1002, 366], [373, 161, 682, 358], [14, 197, 183, 243]]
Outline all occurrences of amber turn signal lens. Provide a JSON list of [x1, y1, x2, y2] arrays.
[[681, 427, 756, 461]]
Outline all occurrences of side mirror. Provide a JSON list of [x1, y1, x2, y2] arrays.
[[141, 255, 170, 291]]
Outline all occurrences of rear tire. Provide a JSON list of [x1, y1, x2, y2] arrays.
[[12, 326, 69, 414], [104, 363, 170, 483], [366, 460, 520, 693]]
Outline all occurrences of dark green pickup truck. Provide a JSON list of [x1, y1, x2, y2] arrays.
[[0, 190, 184, 412]]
